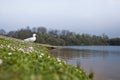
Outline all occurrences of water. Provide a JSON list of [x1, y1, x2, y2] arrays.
[[51, 46, 120, 80]]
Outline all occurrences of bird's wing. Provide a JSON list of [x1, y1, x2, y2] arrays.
[[24, 37, 33, 41]]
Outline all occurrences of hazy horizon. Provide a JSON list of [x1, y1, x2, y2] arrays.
[[0, 0, 120, 38]]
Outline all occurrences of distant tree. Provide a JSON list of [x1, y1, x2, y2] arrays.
[[7, 31, 16, 37], [109, 38, 120, 45], [48, 30, 59, 38], [32, 27, 37, 33], [26, 26, 30, 30], [101, 33, 109, 45], [0, 29, 6, 35], [7, 27, 33, 39], [37, 27, 47, 33], [15, 29, 33, 39]]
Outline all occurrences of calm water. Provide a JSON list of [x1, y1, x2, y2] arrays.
[[51, 46, 120, 80]]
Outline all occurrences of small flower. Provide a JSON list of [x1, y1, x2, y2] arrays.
[[18, 48, 24, 52], [41, 53, 44, 56], [0, 59, 3, 65], [29, 47, 34, 50], [39, 55, 42, 58], [8, 52, 12, 55], [48, 56, 50, 58], [59, 62, 62, 65], [57, 58, 61, 62], [7, 45, 10, 48], [0, 44, 4, 48]]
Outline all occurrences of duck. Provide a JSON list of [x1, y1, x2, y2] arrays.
[[24, 33, 36, 42]]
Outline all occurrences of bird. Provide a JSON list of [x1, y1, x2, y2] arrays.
[[24, 33, 36, 42]]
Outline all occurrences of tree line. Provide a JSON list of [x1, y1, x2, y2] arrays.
[[0, 27, 120, 46]]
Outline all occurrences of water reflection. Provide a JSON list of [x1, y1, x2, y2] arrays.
[[51, 48, 109, 59]]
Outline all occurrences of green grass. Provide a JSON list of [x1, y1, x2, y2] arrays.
[[0, 35, 91, 80]]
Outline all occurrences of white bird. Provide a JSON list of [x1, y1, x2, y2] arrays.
[[24, 34, 36, 42]]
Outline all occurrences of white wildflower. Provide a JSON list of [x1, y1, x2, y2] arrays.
[[7, 45, 10, 48], [0, 59, 3, 65], [8, 52, 12, 55], [57, 58, 61, 62], [0, 44, 4, 48], [18, 48, 24, 52], [59, 62, 62, 65], [26, 52, 30, 54], [39, 53, 45, 58], [29, 47, 34, 51], [39, 55, 42, 58], [41, 53, 44, 56], [48, 56, 50, 58]]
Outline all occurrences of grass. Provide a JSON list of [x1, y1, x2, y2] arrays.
[[0, 35, 91, 80]]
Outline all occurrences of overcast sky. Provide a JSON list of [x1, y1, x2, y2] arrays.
[[0, 0, 120, 38]]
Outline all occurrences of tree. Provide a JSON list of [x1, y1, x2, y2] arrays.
[[7, 31, 16, 37], [37, 27, 47, 33], [48, 30, 59, 38], [109, 38, 120, 45], [0, 29, 6, 35]]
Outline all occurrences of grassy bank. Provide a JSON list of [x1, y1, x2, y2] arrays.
[[0, 35, 91, 80]]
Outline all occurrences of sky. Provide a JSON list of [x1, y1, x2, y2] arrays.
[[0, 0, 120, 38]]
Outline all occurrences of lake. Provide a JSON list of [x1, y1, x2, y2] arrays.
[[51, 46, 120, 80]]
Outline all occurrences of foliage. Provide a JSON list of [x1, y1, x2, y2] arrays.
[[109, 38, 120, 45], [0, 29, 6, 35], [0, 36, 91, 80], [0, 26, 120, 45]]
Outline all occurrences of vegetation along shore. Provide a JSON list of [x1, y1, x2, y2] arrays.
[[0, 27, 120, 46], [0, 35, 91, 80]]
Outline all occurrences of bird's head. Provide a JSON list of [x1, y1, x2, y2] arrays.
[[33, 33, 36, 37]]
